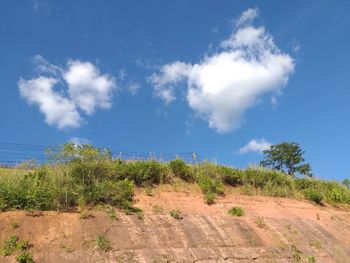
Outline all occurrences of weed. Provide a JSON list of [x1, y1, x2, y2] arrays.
[[291, 245, 302, 262], [105, 206, 118, 220], [310, 240, 321, 249], [152, 204, 164, 214], [2, 235, 19, 256], [304, 189, 323, 205], [144, 186, 153, 196], [96, 234, 111, 252], [17, 240, 31, 251], [11, 222, 20, 229], [79, 210, 94, 220], [228, 207, 244, 217], [61, 244, 74, 253], [255, 217, 266, 228], [204, 191, 215, 205], [169, 159, 195, 182], [308, 255, 317, 263], [170, 209, 183, 220], [16, 251, 35, 263], [136, 209, 144, 220], [25, 210, 43, 217]]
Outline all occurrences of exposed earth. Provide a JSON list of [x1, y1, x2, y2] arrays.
[[1, 187, 350, 262]]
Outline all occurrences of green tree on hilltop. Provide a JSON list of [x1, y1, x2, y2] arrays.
[[260, 142, 312, 177]]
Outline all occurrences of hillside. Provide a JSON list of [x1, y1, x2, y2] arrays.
[[1, 188, 350, 263]]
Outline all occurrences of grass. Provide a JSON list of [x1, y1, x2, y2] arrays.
[[228, 207, 244, 217], [1, 143, 350, 214], [255, 217, 266, 228], [291, 245, 302, 262], [170, 209, 183, 220], [96, 234, 111, 252], [105, 205, 118, 220], [152, 204, 164, 214], [79, 210, 94, 220], [310, 240, 321, 249]]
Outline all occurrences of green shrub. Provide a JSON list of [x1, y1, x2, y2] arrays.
[[197, 173, 224, 204], [219, 166, 243, 186], [169, 159, 194, 182], [114, 161, 169, 186], [93, 179, 134, 209], [304, 189, 323, 205], [228, 207, 244, 217]]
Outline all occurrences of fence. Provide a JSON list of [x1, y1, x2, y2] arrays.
[[0, 141, 201, 167]]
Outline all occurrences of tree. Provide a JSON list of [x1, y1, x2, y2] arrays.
[[342, 178, 350, 190], [260, 142, 312, 177]]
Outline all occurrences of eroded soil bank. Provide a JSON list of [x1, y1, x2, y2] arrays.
[[1, 191, 350, 262]]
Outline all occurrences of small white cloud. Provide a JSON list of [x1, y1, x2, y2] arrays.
[[18, 77, 82, 129], [19, 56, 116, 129], [127, 81, 140, 95], [149, 8, 294, 133], [239, 138, 272, 154], [235, 7, 259, 27], [69, 137, 92, 145]]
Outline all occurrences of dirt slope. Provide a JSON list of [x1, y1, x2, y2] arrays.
[[1, 190, 350, 263]]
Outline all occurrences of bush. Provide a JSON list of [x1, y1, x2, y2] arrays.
[[219, 166, 243, 186], [304, 189, 323, 205], [169, 159, 194, 182], [93, 179, 134, 209], [228, 207, 244, 217], [114, 160, 169, 186], [197, 173, 224, 204]]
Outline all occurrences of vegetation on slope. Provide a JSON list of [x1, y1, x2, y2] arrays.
[[0, 143, 350, 213]]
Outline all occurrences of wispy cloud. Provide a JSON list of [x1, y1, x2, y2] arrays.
[[150, 8, 294, 133], [19, 56, 116, 129], [127, 81, 141, 95], [69, 137, 92, 145], [239, 138, 272, 154]]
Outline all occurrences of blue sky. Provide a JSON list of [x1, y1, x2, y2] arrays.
[[1, 1, 350, 180]]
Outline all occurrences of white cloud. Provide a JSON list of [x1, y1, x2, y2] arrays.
[[69, 137, 92, 145], [63, 60, 116, 115], [149, 61, 192, 104], [150, 8, 294, 133], [127, 81, 141, 95], [19, 57, 116, 129], [239, 138, 272, 154], [235, 7, 258, 27], [19, 77, 82, 129]]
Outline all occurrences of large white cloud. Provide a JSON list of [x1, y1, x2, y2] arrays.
[[239, 138, 272, 154], [19, 57, 116, 129], [150, 8, 294, 133]]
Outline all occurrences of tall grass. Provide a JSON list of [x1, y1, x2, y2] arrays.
[[0, 144, 350, 212]]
